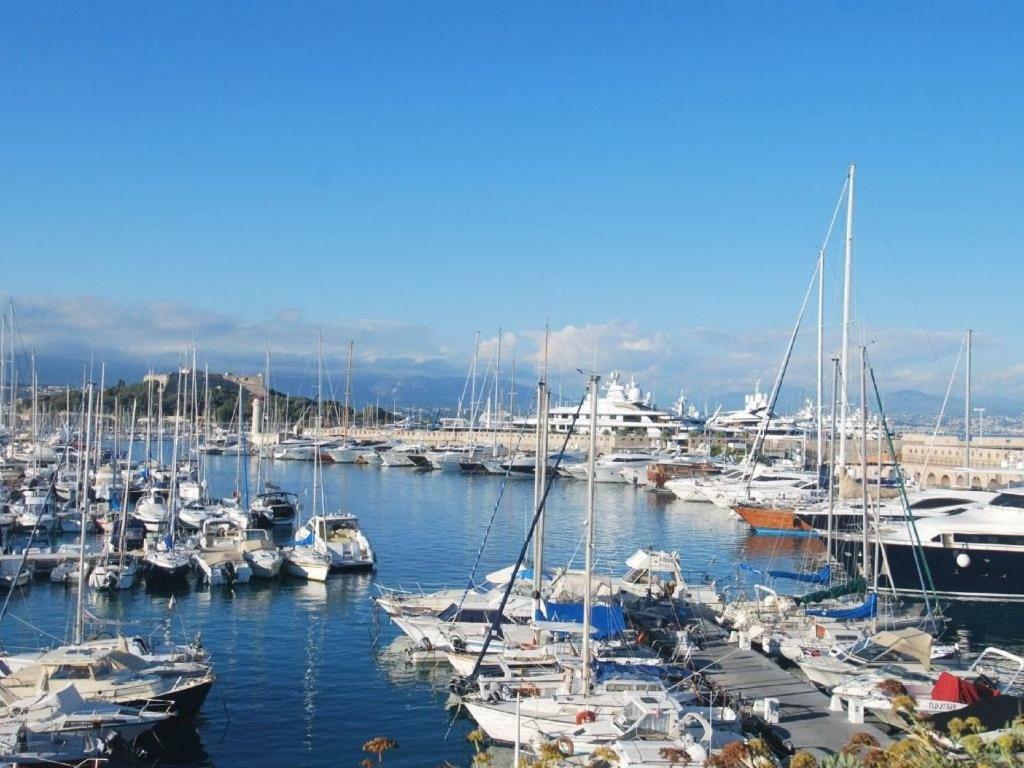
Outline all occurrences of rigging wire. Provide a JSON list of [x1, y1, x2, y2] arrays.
[[453, 397, 535, 615], [920, 334, 966, 483], [459, 390, 589, 684]]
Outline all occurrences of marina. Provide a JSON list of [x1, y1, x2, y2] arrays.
[[2, 4, 1022, 765]]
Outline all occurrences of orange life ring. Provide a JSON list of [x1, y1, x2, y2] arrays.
[[557, 736, 575, 756]]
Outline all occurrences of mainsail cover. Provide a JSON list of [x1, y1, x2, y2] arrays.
[[796, 577, 866, 605], [739, 563, 830, 585], [805, 592, 877, 620]]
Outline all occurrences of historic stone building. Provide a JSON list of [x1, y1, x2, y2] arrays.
[[898, 433, 1024, 489]]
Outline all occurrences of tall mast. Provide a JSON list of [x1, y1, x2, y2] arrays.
[[860, 346, 870, 580], [311, 332, 324, 517], [95, 362, 106, 469], [144, 372, 153, 468], [30, 352, 37, 470], [839, 162, 856, 466], [74, 383, 94, 645], [825, 357, 840, 584], [531, 370, 549, 642], [344, 340, 354, 438], [816, 244, 825, 477], [493, 328, 501, 455], [203, 362, 210, 487], [965, 328, 972, 476], [470, 331, 480, 438], [581, 373, 600, 694], [191, 346, 199, 473], [119, 401, 138, 559], [167, 369, 183, 543], [238, 385, 246, 506], [157, 377, 165, 468]]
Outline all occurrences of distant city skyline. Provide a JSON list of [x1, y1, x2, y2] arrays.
[[1, 4, 1021, 405]]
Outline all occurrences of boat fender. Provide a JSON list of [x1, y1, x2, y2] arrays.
[[556, 736, 574, 757], [224, 561, 236, 582]]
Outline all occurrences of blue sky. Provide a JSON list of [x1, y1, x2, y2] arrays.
[[1, 3, 1021, 402]]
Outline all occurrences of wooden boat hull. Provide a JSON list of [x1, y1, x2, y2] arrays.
[[732, 505, 815, 536]]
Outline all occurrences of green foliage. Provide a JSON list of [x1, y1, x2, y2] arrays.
[[33, 372, 361, 429]]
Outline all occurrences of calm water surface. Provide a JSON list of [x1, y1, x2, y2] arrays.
[[2, 455, 1017, 767]]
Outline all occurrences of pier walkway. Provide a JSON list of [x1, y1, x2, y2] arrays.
[[690, 619, 890, 760]]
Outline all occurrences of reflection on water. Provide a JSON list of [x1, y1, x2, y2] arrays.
[[5, 454, 1016, 766], [740, 533, 826, 559]]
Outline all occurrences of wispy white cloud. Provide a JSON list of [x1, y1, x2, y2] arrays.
[[3, 294, 1016, 405]]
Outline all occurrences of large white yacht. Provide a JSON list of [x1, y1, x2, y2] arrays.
[[525, 372, 678, 438]]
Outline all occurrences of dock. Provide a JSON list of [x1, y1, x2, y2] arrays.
[[690, 618, 890, 760], [1, 550, 107, 574]]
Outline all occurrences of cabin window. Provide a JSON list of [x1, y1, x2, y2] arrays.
[[910, 497, 972, 510], [953, 533, 1024, 546], [990, 494, 1024, 509]]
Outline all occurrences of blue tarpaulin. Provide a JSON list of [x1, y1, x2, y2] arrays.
[[740, 563, 831, 585], [595, 662, 665, 682], [533, 602, 627, 640], [805, 592, 877, 620]]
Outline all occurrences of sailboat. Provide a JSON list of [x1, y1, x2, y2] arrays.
[[90, 400, 140, 591], [459, 376, 742, 762], [281, 336, 336, 583], [143, 370, 193, 581]]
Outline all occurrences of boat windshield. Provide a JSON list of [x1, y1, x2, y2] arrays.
[[990, 493, 1024, 509]]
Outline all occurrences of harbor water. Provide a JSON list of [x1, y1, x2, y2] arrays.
[[1, 454, 1018, 767]]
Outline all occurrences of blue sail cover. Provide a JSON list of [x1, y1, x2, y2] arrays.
[[805, 592, 877, 620], [740, 563, 831, 585], [534, 602, 626, 640]]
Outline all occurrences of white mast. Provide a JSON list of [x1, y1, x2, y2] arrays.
[[118, 401, 138, 560], [531, 377, 549, 641], [581, 373, 600, 694], [167, 369, 183, 540], [344, 340, 354, 438], [94, 362, 105, 469], [30, 352, 37, 471], [824, 357, 840, 581], [470, 331, 480, 436], [74, 383, 93, 645], [965, 328, 972, 476], [816, 245, 825, 475], [313, 332, 324, 517], [839, 162, 856, 467], [860, 346, 870, 580]]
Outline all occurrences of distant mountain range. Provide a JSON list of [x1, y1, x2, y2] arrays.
[[27, 354, 1024, 418]]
